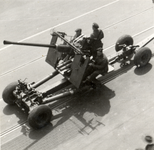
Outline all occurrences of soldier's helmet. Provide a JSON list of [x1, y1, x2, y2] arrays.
[[75, 28, 82, 32], [92, 23, 99, 29]]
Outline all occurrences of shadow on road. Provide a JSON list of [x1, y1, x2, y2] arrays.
[[19, 85, 115, 150], [134, 63, 153, 75], [50, 85, 115, 134], [3, 104, 27, 124]]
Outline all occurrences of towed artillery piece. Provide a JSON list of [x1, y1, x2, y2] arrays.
[[2, 31, 153, 129]]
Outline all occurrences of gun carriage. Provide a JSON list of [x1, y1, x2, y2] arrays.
[[2, 31, 153, 129]]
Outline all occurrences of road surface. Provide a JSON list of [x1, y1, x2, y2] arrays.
[[0, 0, 154, 150]]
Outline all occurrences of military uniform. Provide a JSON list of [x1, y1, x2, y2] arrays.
[[71, 28, 82, 42], [90, 23, 104, 58], [85, 48, 108, 82]]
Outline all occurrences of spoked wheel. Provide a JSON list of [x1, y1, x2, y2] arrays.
[[28, 105, 52, 129], [134, 47, 152, 67], [115, 35, 134, 52], [2, 82, 18, 105]]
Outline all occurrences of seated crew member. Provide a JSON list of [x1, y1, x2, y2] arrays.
[[89, 23, 104, 59], [85, 47, 108, 83], [61, 28, 83, 60], [71, 28, 83, 43], [70, 28, 86, 50]]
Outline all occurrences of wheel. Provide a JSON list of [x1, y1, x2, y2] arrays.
[[134, 47, 152, 67], [2, 82, 18, 105], [115, 35, 134, 52], [28, 105, 52, 129]]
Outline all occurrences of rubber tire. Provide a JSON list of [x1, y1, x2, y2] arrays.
[[134, 47, 152, 67], [28, 105, 52, 129], [115, 35, 134, 52], [2, 82, 18, 105]]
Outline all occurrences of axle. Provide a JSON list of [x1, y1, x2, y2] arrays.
[[42, 88, 76, 104], [31, 70, 59, 88]]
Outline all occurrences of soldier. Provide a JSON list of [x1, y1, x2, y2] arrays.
[[145, 136, 154, 150], [71, 28, 82, 43], [89, 23, 104, 59], [85, 47, 108, 83]]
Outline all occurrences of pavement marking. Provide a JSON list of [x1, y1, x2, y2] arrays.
[[0, 5, 152, 54], [0, 0, 119, 52], [0, 121, 28, 137], [0, 63, 134, 138], [0, 26, 153, 78], [1, 34, 154, 137], [103, 7, 152, 31], [105, 26, 154, 51], [0, 56, 46, 77], [1, 61, 153, 140], [0, 97, 74, 138], [1, 5, 152, 53]]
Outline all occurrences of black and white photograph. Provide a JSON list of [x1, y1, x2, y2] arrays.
[[0, 0, 154, 149]]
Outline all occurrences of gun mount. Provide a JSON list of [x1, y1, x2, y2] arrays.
[[2, 31, 153, 129]]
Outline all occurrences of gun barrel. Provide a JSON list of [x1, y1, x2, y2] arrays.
[[3, 40, 56, 48]]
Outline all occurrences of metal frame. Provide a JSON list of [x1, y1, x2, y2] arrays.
[[3, 32, 154, 115]]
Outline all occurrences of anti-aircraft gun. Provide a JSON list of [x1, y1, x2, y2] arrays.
[[2, 31, 153, 129]]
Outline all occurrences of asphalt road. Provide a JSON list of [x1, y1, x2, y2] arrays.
[[0, 0, 154, 150]]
